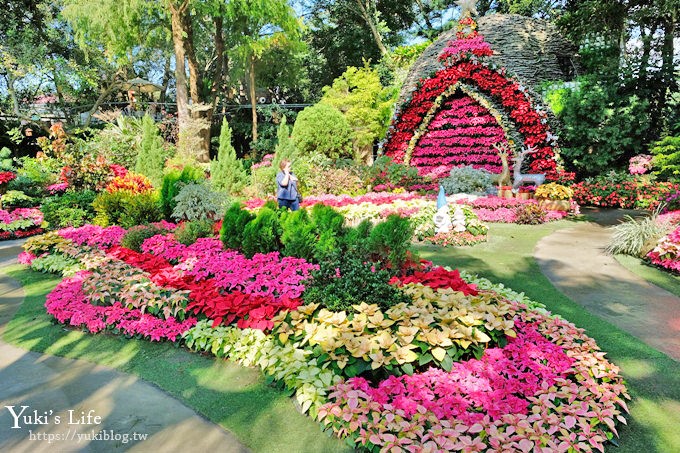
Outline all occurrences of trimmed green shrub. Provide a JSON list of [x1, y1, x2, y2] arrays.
[[171, 182, 226, 221], [368, 214, 413, 270], [211, 118, 247, 195], [302, 257, 410, 312], [121, 224, 166, 252], [220, 203, 256, 251], [135, 115, 167, 187], [440, 165, 494, 195], [160, 166, 204, 219], [310, 204, 346, 261], [343, 219, 374, 257], [280, 209, 317, 260], [41, 190, 97, 229], [292, 103, 353, 159], [241, 207, 282, 257], [174, 219, 215, 246], [93, 191, 162, 228]]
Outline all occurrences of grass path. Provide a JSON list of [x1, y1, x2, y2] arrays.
[[1, 267, 348, 453], [614, 254, 680, 298], [414, 221, 680, 453]]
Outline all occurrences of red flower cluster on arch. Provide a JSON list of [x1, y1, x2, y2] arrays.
[[384, 30, 567, 181]]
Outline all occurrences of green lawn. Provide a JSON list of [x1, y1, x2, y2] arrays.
[[414, 221, 680, 453], [4, 220, 680, 452], [614, 254, 680, 298], [1, 266, 348, 453]]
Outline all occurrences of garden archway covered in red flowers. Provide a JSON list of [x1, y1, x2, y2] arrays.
[[383, 15, 570, 181]]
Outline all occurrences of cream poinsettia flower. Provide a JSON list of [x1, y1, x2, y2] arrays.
[[397, 326, 419, 344], [369, 350, 388, 369], [392, 344, 419, 364], [373, 330, 396, 349], [296, 303, 320, 316]]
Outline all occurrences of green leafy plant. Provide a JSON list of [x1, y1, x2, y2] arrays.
[[546, 77, 651, 176], [93, 190, 162, 228], [211, 118, 247, 195], [321, 64, 396, 163], [83, 115, 145, 168], [135, 114, 168, 187], [220, 203, 255, 251], [292, 103, 354, 160], [440, 165, 494, 195], [272, 115, 298, 170], [0, 146, 15, 171], [280, 209, 317, 260], [310, 204, 346, 261], [41, 190, 97, 229], [367, 214, 413, 270], [302, 257, 410, 313], [121, 224, 167, 252], [17, 156, 61, 186], [174, 219, 215, 245], [0, 190, 34, 208], [241, 207, 282, 257], [514, 204, 547, 225], [651, 135, 680, 179], [171, 182, 226, 221], [160, 166, 204, 219]]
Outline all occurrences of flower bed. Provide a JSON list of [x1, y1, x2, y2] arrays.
[[0, 208, 45, 240], [23, 218, 629, 451], [647, 226, 680, 273], [572, 178, 680, 210], [243, 192, 572, 228]]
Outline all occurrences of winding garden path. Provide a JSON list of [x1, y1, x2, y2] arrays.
[[0, 240, 249, 452], [535, 209, 680, 362]]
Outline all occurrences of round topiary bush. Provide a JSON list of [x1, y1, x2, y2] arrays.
[[292, 104, 354, 160]]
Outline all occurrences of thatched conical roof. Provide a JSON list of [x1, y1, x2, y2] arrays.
[[398, 14, 578, 105]]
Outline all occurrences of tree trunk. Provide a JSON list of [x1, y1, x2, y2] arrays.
[[637, 20, 659, 90], [6, 73, 20, 116], [249, 54, 258, 143], [211, 16, 225, 109], [160, 57, 172, 103], [354, 0, 388, 56], [183, 10, 201, 104], [168, 1, 190, 131], [659, 14, 676, 131]]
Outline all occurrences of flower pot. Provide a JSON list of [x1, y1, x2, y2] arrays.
[[516, 192, 533, 200], [497, 187, 513, 199], [538, 198, 571, 211]]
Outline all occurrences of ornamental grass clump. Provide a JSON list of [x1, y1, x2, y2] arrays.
[[607, 213, 669, 257]]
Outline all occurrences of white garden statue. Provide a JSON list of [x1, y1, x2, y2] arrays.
[[451, 206, 467, 233], [433, 185, 452, 233]]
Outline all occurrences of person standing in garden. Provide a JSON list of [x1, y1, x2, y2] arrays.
[[276, 159, 300, 211]]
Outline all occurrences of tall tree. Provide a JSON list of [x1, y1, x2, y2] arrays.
[[227, 0, 302, 143]]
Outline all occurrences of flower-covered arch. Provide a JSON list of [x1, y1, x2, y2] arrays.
[[383, 16, 565, 180]]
